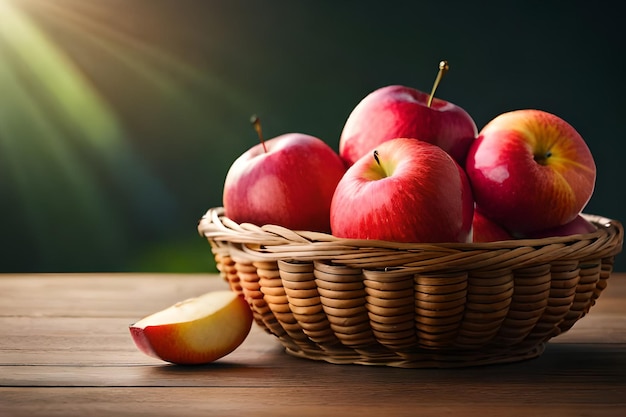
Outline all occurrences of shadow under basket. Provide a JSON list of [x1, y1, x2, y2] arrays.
[[198, 207, 624, 368]]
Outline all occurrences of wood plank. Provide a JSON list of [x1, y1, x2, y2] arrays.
[[0, 273, 228, 318], [2, 313, 625, 368], [0, 322, 277, 367], [1, 385, 625, 417], [1, 273, 623, 317], [2, 342, 625, 387]]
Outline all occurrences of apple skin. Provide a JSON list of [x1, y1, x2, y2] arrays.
[[339, 85, 478, 167], [129, 291, 253, 365], [516, 214, 597, 239], [223, 133, 347, 233], [330, 138, 474, 243], [472, 210, 513, 242], [465, 109, 596, 234]]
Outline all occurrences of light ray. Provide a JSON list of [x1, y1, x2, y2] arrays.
[[0, 0, 257, 271], [24, 0, 250, 132], [0, 0, 178, 269]]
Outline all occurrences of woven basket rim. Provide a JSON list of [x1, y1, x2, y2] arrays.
[[198, 207, 623, 272], [199, 206, 623, 250]]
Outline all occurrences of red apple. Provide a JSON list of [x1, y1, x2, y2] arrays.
[[330, 138, 474, 243], [130, 291, 253, 365], [472, 210, 513, 242], [465, 109, 596, 234], [223, 132, 346, 233], [517, 214, 597, 239], [338, 72, 477, 167]]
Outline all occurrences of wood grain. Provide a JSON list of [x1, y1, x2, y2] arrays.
[[1, 273, 625, 416]]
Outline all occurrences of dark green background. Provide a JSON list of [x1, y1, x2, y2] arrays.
[[1, 0, 624, 272]]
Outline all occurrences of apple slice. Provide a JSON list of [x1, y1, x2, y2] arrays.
[[129, 291, 253, 365]]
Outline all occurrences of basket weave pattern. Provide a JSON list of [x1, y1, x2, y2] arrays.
[[199, 207, 623, 368]]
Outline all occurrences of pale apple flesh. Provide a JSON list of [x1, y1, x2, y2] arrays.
[[223, 133, 346, 233], [466, 110, 596, 234], [331, 138, 474, 243], [129, 291, 253, 365], [339, 85, 478, 167]]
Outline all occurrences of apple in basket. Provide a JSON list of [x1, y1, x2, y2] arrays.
[[516, 214, 597, 239], [472, 209, 513, 242], [465, 109, 596, 235], [330, 138, 474, 243], [223, 116, 346, 233], [129, 291, 253, 365], [339, 61, 478, 167]]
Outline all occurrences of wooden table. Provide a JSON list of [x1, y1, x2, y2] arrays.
[[1, 272, 625, 417]]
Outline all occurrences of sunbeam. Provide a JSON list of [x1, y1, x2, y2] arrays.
[[0, 0, 210, 270], [23, 0, 249, 122]]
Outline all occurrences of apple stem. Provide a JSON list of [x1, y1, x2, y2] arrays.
[[427, 60, 449, 108], [250, 114, 267, 153], [534, 150, 553, 165], [373, 150, 381, 166]]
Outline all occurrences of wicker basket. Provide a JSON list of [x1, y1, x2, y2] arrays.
[[198, 207, 623, 368]]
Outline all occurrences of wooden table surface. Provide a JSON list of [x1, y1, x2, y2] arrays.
[[1, 272, 625, 417]]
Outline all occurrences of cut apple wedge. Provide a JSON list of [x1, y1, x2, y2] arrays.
[[129, 290, 253, 365]]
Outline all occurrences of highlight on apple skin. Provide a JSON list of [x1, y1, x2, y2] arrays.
[[330, 138, 474, 244], [465, 109, 596, 235], [223, 132, 346, 233], [338, 84, 478, 167], [129, 291, 253, 365]]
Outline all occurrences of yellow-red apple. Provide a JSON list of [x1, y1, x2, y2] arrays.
[[129, 291, 253, 365], [465, 109, 596, 234], [330, 138, 474, 243]]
